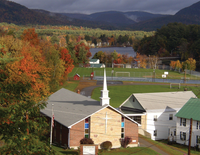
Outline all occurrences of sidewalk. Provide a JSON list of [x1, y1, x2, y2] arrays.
[[139, 137, 169, 155]]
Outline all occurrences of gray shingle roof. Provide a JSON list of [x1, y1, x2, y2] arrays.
[[120, 91, 196, 111], [41, 88, 107, 127]]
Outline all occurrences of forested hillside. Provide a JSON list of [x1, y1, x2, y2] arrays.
[[133, 23, 200, 61]]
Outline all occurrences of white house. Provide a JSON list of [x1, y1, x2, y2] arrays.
[[175, 98, 200, 147], [89, 59, 100, 64], [119, 91, 196, 140], [89, 59, 105, 68]]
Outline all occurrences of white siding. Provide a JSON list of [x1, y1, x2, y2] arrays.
[[146, 111, 177, 140], [176, 118, 200, 147]]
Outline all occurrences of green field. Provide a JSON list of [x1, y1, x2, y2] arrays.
[[68, 67, 200, 80], [91, 84, 200, 107]]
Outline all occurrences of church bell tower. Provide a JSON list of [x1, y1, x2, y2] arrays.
[[100, 69, 110, 106]]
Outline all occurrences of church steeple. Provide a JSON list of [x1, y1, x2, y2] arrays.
[[100, 69, 110, 106]]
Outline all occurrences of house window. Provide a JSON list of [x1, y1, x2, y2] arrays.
[[154, 115, 157, 121], [180, 118, 186, 126], [169, 114, 173, 120], [196, 135, 200, 144], [121, 117, 125, 138], [85, 118, 90, 138], [154, 130, 157, 136], [133, 98, 135, 102], [197, 121, 200, 129], [180, 132, 186, 140], [132, 116, 141, 124]]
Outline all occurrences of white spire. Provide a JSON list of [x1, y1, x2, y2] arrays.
[[100, 69, 110, 106], [103, 69, 107, 91]]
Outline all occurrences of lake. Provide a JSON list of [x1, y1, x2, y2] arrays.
[[90, 47, 136, 58]]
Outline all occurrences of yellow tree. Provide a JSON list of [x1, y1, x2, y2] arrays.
[[170, 61, 176, 70], [186, 58, 196, 71], [136, 53, 147, 68], [175, 60, 182, 71]]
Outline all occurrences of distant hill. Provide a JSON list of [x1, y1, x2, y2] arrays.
[[1, 0, 200, 30], [63, 11, 166, 27], [0, 0, 65, 25], [129, 1, 200, 31]]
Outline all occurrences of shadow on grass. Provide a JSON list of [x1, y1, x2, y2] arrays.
[[60, 151, 78, 155]]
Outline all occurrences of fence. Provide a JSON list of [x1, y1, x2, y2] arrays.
[[94, 71, 153, 78]]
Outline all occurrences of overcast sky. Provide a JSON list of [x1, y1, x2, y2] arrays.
[[11, 0, 200, 15]]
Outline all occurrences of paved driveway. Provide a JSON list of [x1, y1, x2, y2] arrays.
[[139, 137, 169, 155]]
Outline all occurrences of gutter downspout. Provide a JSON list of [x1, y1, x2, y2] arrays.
[[68, 127, 71, 149]]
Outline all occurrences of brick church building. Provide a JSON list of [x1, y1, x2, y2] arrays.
[[41, 70, 139, 149]]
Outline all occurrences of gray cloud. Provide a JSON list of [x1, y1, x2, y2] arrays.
[[11, 0, 200, 15]]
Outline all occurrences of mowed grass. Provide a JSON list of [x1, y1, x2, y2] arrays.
[[52, 145, 159, 155], [99, 147, 159, 155], [68, 67, 199, 80], [91, 84, 200, 108]]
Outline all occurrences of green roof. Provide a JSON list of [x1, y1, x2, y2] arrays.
[[175, 98, 200, 121]]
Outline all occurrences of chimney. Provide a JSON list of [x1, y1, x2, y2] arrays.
[[77, 89, 80, 94]]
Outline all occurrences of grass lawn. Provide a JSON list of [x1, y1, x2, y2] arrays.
[[139, 135, 188, 155], [52, 145, 78, 155], [91, 83, 200, 107], [52, 145, 160, 155], [99, 147, 159, 155], [68, 67, 199, 80], [59, 81, 80, 92], [159, 140, 200, 155]]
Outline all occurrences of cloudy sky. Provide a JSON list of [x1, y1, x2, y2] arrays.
[[11, 0, 200, 15]]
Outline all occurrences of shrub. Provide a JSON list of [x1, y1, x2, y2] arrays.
[[80, 138, 94, 144], [100, 141, 112, 150], [120, 136, 132, 148]]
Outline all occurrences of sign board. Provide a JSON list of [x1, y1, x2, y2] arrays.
[[80, 145, 98, 155], [162, 74, 166, 78], [164, 72, 168, 75], [83, 146, 95, 155]]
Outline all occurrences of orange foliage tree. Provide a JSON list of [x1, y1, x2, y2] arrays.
[[136, 53, 147, 68], [60, 48, 74, 82], [0, 35, 53, 154]]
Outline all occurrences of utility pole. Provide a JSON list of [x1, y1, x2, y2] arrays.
[[188, 118, 193, 155]]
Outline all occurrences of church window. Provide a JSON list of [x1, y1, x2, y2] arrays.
[[85, 118, 90, 138], [121, 116, 125, 138]]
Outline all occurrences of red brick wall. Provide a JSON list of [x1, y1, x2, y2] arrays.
[[125, 118, 138, 144], [70, 120, 85, 147]]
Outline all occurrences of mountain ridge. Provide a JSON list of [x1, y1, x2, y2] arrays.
[[0, 0, 200, 30]]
